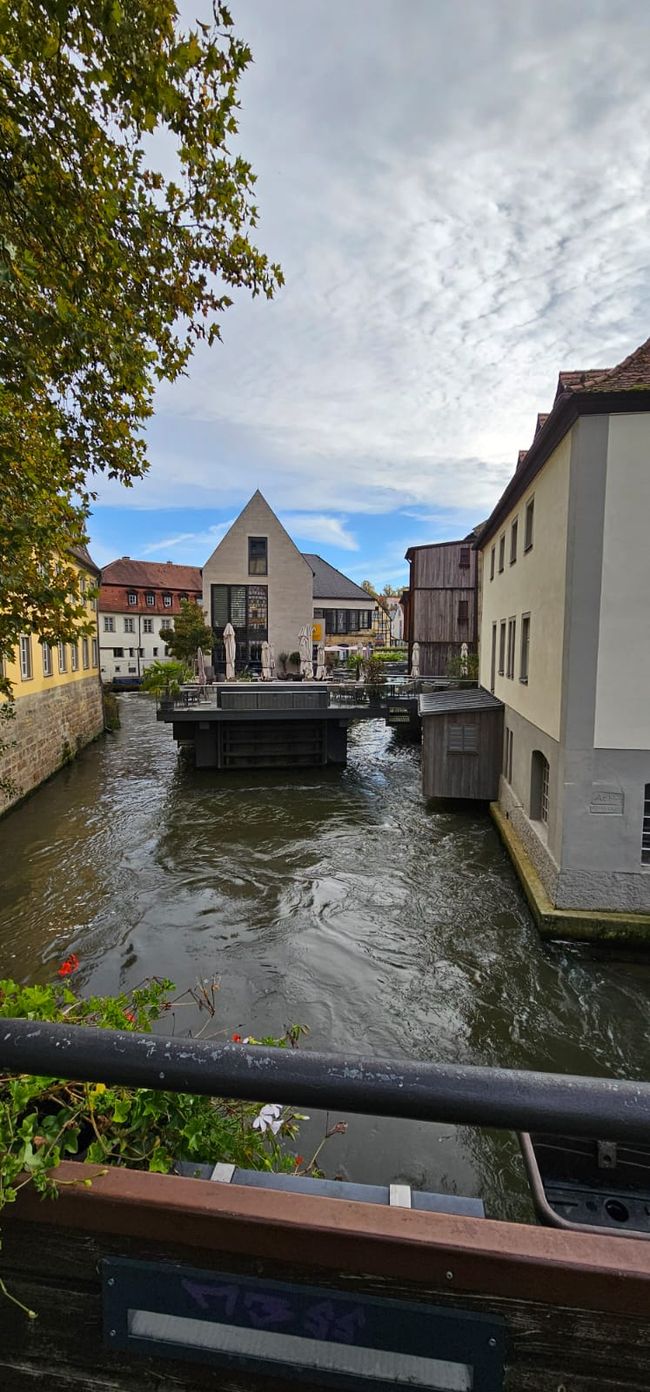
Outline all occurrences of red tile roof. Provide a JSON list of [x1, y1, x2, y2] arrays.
[[100, 558, 202, 615], [101, 559, 202, 589], [586, 335, 650, 392], [534, 412, 549, 437], [554, 369, 605, 402]]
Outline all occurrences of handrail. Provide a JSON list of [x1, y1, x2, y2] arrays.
[[1, 1019, 649, 1142]]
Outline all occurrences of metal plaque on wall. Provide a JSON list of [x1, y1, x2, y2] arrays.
[[102, 1257, 506, 1391]]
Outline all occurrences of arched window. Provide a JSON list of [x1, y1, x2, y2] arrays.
[[530, 751, 550, 824]]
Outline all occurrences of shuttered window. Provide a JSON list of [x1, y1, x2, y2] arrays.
[[448, 724, 478, 753]]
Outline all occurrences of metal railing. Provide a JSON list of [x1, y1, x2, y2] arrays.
[[1, 1019, 649, 1143]]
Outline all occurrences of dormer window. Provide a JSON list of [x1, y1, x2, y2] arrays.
[[249, 537, 268, 575], [163, 594, 172, 608], [128, 592, 137, 606], [146, 592, 155, 606]]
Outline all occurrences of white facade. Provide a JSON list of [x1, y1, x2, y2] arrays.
[[99, 612, 175, 684], [203, 491, 314, 669]]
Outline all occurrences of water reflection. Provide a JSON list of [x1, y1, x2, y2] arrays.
[[1, 695, 650, 1215]]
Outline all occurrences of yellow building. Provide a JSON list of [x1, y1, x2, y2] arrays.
[[0, 545, 104, 813]]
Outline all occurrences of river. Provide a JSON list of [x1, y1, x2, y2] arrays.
[[2, 694, 650, 1219]]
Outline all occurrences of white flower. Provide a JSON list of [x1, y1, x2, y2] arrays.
[[252, 1103, 282, 1135]]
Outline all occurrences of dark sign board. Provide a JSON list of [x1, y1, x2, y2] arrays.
[[103, 1257, 506, 1391]]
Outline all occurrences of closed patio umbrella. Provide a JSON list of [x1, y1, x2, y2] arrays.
[[223, 623, 236, 681], [261, 640, 272, 680], [410, 641, 420, 678], [298, 625, 313, 680], [197, 646, 207, 697], [315, 641, 326, 680]]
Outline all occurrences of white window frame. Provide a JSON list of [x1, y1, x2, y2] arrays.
[[70, 642, 79, 672], [82, 637, 89, 669], [104, 616, 115, 633], [124, 617, 135, 633], [42, 643, 52, 677], [91, 638, 98, 666], [19, 635, 32, 680], [57, 642, 67, 674]]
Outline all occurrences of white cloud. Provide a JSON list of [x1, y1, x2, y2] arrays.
[[140, 521, 233, 556], [94, 0, 650, 531], [279, 513, 358, 551]]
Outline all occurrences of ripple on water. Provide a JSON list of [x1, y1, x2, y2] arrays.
[[2, 698, 650, 1211]]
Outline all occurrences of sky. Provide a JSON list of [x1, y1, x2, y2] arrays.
[[90, 0, 650, 590]]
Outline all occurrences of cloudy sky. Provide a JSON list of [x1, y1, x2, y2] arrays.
[[90, 0, 650, 588]]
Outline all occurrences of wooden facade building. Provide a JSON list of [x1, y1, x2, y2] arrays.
[[404, 534, 479, 676]]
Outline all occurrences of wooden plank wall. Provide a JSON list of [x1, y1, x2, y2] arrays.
[[422, 709, 504, 799], [3, 1212, 650, 1391]]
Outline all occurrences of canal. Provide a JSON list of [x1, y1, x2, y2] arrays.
[[2, 695, 650, 1219]]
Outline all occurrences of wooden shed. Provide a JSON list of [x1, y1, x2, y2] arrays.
[[419, 688, 504, 800]]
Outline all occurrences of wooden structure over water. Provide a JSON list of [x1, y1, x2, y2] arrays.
[[158, 683, 360, 769], [420, 688, 504, 800]]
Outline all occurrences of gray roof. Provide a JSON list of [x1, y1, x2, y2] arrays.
[[302, 553, 371, 602], [418, 688, 503, 717]]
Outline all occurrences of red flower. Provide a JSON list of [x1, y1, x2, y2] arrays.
[[124, 1010, 136, 1024], [57, 953, 79, 977], [231, 1033, 242, 1043], [294, 1155, 304, 1168]]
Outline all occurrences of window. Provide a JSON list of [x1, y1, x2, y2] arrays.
[[336, 610, 348, 633], [146, 593, 155, 607], [19, 635, 32, 680], [360, 610, 372, 629], [459, 546, 470, 569], [490, 623, 497, 692], [510, 517, 518, 565], [531, 751, 550, 825], [42, 643, 52, 677], [520, 614, 530, 683], [82, 638, 89, 669], [128, 665, 137, 673], [248, 536, 268, 575], [153, 647, 159, 657], [70, 643, 79, 671], [113, 647, 124, 658], [525, 497, 535, 552], [129, 648, 135, 658], [56, 642, 66, 673], [490, 546, 495, 581], [104, 616, 115, 633], [642, 784, 650, 865], [128, 592, 137, 606], [124, 617, 135, 633], [314, 608, 324, 619], [79, 576, 86, 597], [504, 728, 513, 783], [179, 593, 187, 603], [506, 617, 516, 679], [498, 620, 506, 676], [448, 724, 478, 753], [143, 618, 153, 634], [91, 638, 98, 666], [458, 599, 469, 625], [162, 594, 172, 608], [498, 535, 505, 572], [114, 665, 121, 673]]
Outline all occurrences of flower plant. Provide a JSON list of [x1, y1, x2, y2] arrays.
[[0, 964, 329, 1313]]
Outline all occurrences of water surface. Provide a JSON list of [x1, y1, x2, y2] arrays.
[[2, 695, 650, 1218]]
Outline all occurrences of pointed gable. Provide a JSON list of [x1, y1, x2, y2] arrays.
[[203, 491, 311, 574]]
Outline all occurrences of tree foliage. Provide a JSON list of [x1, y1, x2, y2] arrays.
[[159, 598, 213, 664], [0, 1, 282, 692]]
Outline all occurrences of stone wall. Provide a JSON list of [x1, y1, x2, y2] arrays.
[[0, 676, 104, 814]]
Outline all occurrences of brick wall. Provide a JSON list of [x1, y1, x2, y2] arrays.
[[0, 676, 104, 814]]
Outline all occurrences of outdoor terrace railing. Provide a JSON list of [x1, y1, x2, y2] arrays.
[[1, 1019, 649, 1143]]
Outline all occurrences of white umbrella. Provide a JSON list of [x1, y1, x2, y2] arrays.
[[315, 641, 326, 680], [410, 641, 420, 679], [460, 641, 469, 677], [268, 642, 276, 680], [298, 624, 313, 680], [223, 622, 236, 681], [261, 640, 272, 680], [197, 646, 207, 697]]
